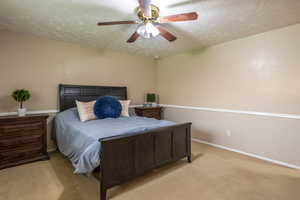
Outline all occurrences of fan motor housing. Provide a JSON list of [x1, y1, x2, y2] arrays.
[[136, 4, 160, 22]]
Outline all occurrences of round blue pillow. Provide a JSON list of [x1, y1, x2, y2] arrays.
[[94, 96, 122, 119]]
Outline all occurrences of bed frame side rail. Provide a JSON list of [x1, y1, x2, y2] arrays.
[[99, 122, 192, 200]]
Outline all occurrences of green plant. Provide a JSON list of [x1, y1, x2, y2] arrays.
[[146, 93, 156, 103], [12, 89, 31, 109]]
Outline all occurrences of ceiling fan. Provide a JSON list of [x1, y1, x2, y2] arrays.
[[97, 0, 198, 43]]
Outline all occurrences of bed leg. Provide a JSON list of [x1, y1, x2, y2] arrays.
[[101, 185, 107, 200], [187, 155, 192, 163]]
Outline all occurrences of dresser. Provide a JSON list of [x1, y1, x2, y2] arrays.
[[135, 106, 163, 120], [0, 114, 49, 170]]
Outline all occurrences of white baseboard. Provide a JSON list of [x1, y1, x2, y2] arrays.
[[192, 138, 300, 171], [47, 148, 57, 153]]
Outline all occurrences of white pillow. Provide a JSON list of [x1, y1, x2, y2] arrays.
[[119, 100, 131, 117], [76, 100, 97, 122]]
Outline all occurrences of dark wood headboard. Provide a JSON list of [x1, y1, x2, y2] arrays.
[[59, 84, 128, 112]]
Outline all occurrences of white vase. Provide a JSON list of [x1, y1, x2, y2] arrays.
[[18, 108, 27, 117]]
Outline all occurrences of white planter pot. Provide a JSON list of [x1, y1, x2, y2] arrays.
[[18, 108, 27, 117]]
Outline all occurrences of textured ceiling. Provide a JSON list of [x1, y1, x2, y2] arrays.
[[0, 0, 300, 57]]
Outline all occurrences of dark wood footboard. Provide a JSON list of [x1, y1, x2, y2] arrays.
[[99, 122, 192, 200]]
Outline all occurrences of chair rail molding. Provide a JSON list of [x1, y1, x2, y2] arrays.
[[0, 105, 142, 117], [0, 109, 59, 116], [160, 104, 300, 120]]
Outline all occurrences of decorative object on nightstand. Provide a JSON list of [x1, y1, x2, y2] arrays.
[[135, 106, 163, 120], [11, 89, 31, 116], [144, 93, 158, 107], [0, 114, 49, 170]]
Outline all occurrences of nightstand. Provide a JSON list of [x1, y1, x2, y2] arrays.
[[135, 106, 163, 120], [0, 114, 49, 170]]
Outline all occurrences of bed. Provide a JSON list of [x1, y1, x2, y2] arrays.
[[56, 84, 192, 200]]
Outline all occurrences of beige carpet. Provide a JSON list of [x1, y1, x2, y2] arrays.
[[1, 142, 299, 200]]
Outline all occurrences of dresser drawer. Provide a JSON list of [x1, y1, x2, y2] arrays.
[[142, 110, 159, 118], [0, 147, 43, 165], [0, 121, 43, 132], [0, 129, 43, 140], [0, 134, 43, 151], [135, 107, 163, 120], [0, 122, 43, 137]]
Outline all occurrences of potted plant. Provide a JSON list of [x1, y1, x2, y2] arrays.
[[146, 93, 157, 107], [12, 89, 31, 116]]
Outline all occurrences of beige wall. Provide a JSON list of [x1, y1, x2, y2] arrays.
[[0, 30, 157, 150], [0, 30, 156, 113], [1, 23, 300, 167], [157, 23, 300, 167]]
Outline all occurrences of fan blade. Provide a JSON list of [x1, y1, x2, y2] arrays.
[[138, 0, 152, 18], [159, 12, 198, 23], [97, 21, 137, 26], [127, 32, 140, 43], [156, 26, 177, 42]]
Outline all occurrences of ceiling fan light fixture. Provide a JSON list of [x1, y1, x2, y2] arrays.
[[137, 23, 160, 39], [97, 1, 198, 43]]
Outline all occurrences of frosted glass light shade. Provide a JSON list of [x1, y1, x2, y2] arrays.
[[137, 23, 160, 38]]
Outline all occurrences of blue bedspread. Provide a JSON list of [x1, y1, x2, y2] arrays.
[[55, 108, 176, 174]]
